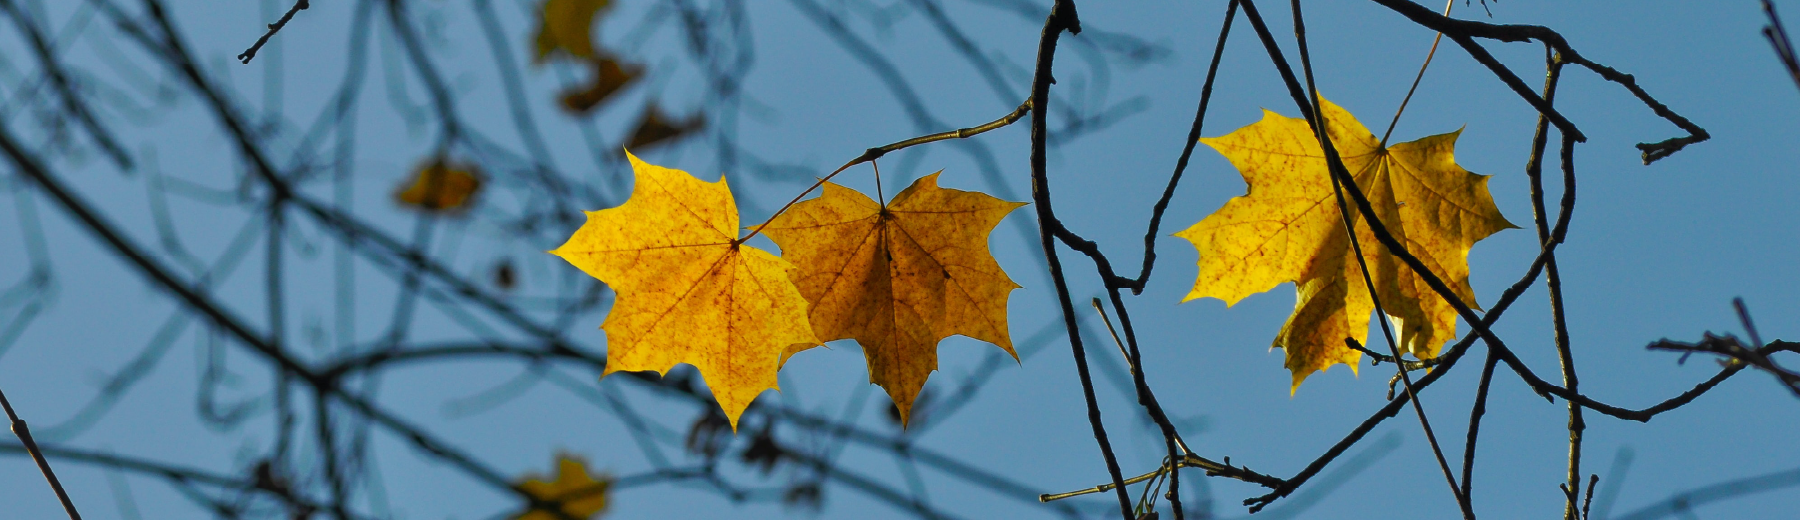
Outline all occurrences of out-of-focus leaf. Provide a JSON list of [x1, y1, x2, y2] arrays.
[[493, 259, 517, 291], [783, 482, 823, 511], [739, 426, 785, 474], [512, 454, 613, 520], [685, 408, 730, 459], [394, 158, 483, 213], [533, 0, 612, 63], [560, 56, 644, 114], [624, 104, 704, 151]]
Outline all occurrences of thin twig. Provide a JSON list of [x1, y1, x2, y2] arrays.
[[1345, 337, 1438, 372], [1120, 0, 1237, 293], [0, 115, 545, 514], [1092, 298, 1134, 369], [1735, 297, 1766, 350], [1649, 334, 1800, 398], [1021, 2, 1136, 518], [1520, 47, 1586, 520], [237, 0, 309, 64], [0, 0, 132, 170], [1460, 349, 1501, 503], [1, 385, 83, 520], [1380, 0, 1455, 147], [1765, 0, 1800, 92], [1581, 474, 1598, 520], [1284, 0, 1470, 515], [1040, 453, 1281, 503], [0, 441, 338, 517], [1364, 0, 1711, 164], [1042, 464, 1167, 503], [736, 98, 1030, 244], [1046, 7, 1258, 519]]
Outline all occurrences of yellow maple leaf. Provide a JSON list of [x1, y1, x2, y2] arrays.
[[550, 153, 820, 428], [533, 0, 611, 63], [394, 157, 482, 212], [1176, 97, 1514, 389], [513, 454, 612, 520], [759, 173, 1024, 425]]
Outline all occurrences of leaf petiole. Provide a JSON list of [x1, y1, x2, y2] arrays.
[[1379, 0, 1455, 148]]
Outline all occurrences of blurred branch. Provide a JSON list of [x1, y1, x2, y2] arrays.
[[1610, 465, 1800, 520], [0, 442, 336, 518], [0, 117, 585, 519], [0, 0, 132, 169], [1764, 0, 1800, 92]]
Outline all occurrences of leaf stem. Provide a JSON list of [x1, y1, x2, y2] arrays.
[[873, 160, 887, 206], [1380, 0, 1455, 148], [737, 99, 1032, 245]]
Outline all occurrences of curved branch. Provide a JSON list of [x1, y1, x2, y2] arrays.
[[1364, 0, 1709, 163]]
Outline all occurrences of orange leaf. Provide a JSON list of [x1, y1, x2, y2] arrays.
[[394, 158, 482, 213], [758, 173, 1024, 425]]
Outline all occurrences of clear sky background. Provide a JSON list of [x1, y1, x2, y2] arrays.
[[1, 0, 1797, 519]]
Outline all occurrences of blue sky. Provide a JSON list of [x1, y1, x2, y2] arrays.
[[1, 0, 1797, 519]]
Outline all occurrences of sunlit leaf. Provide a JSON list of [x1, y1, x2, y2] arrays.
[[1176, 96, 1514, 389]]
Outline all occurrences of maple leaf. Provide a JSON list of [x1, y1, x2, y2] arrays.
[[394, 157, 482, 212], [758, 173, 1024, 425], [559, 56, 644, 114], [550, 153, 820, 428], [513, 454, 612, 520], [624, 103, 704, 151], [533, 0, 611, 63], [1175, 97, 1514, 389]]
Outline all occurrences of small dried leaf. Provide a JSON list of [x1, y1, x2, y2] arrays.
[[624, 104, 704, 151], [739, 426, 785, 474], [493, 259, 517, 291], [560, 56, 644, 114], [783, 482, 823, 510], [395, 158, 482, 213], [533, 0, 612, 63], [685, 408, 731, 459], [513, 454, 612, 520]]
